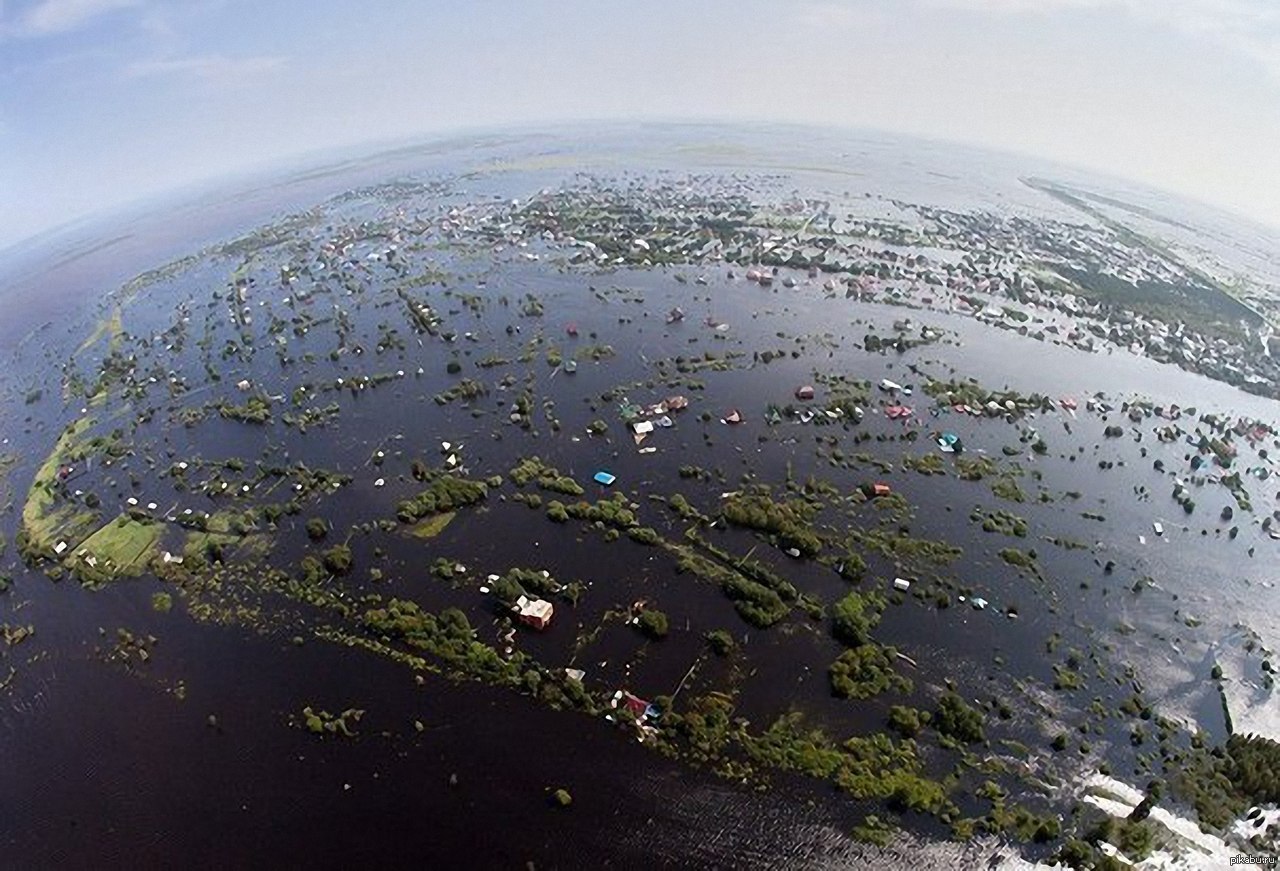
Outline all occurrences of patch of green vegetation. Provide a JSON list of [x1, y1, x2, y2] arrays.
[[321, 544, 353, 575], [934, 692, 986, 744], [72, 515, 165, 583], [1052, 664, 1084, 691], [955, 456, 998, 481], [359, 598, 597, 714], [626, 526, 661, 545], [665, 493, 708, 523], [218, 394, 272, 424], [508, 456, 584, 495], [722, 712, 957, 817], [851, 814, 896, 846], [971, 507, 1028, 537], [75, 306, 124, 356], [998, 547, 1038, 572], [902, 453, 946, 475], [671, 545, 790, 628], [721, 490, 821, 556], [706, 629, 735, 655], [407, 512, 456, 539], [1166, 732, 1280, 830], [1085, 816, 1156, 861], [637, 609, 669, 639], [300, 705, 365, 737], [20, 417, 101, 557], [923, 378, 1049, 415], [578, 343, 615, 361], [282, 402, 341, 432], [829, 644, 912, 699], [433, 378, 487, 405], [490, 567, 562, 602], [991, 475, 1027, 503], [396, 475, 487, 523], [180, 529, 239, 567], [841, 526, 963, 569], [558, 493, 638, 530], [152, 591, 173, 613], [831, 589, 887, 646], [887, 705, 930, 738]]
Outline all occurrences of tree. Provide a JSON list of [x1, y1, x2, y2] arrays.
[[887, 705, 928, 738], [829, 645, 912, 699], [305, 517, 328, 541], [831, 590, 885, 647], [638, 609, 669, 639], [935, 692, 986, 744], [322, 544, 353, 575], [1128, 779, 1164, 822], [706, 629, 735, 656]]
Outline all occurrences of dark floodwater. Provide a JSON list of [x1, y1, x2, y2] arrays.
[[0, 124, 1277, 868]]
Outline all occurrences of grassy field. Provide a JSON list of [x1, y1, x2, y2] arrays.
[[21, 417, 101, 555], [407, 511, 456, 539], [73, 515, 164, 583], [75, 306, 124, 357]]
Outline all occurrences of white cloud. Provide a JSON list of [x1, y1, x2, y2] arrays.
[[123, 53, 285, 82], [927, 0, 1280, 73], [797, 1, 889, 30], [929, 0, 1104, 9], [19, 0, 139, 35]]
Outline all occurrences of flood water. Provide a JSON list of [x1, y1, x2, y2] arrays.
[[0, 123, 1276, 868]]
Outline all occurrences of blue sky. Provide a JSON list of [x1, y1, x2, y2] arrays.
[[2, 0, 1279, 247]]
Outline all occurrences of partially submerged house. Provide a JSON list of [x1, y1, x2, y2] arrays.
[[622, 692, 653, 719], [515, 596, 554, 630]]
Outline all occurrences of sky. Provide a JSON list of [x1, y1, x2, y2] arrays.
[[2, 0, 1279, 248]]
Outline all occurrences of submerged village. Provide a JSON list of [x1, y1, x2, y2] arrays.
[[0, 159, 1278, 868]]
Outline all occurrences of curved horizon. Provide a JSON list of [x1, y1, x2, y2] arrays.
[[3, 0, 1278, 249], [6, 117, 1280, 262]]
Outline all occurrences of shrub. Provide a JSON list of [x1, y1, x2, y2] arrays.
[[626, 526, 661, 545], [706, 629, 734, 656], [831, 589, 886, 646], [322, 544, 353, 575], [829, 645, 912, 699], [638, 609, 669, 639], [935, 692, 986, 744], [887, 705, 928, 738]]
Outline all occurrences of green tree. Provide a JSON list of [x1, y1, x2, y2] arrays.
[[831, 589, 885, 646], [638, 609, 669, 639]]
